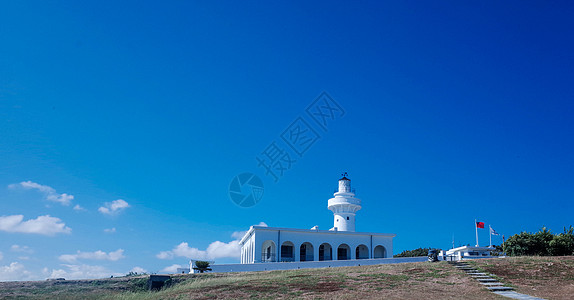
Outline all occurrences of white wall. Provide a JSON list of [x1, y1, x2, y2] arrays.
[[241, 227, 395, 264], [208, 256, 427, 273]]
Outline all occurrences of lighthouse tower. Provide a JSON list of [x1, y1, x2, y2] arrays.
[[328, 173, 362, 232]]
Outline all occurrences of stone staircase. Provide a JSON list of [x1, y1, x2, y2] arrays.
[[449, 261, 514, 292], [448, 261, 547, 299]]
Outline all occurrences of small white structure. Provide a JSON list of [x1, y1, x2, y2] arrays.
[[440, 245, 495, 261], [240, 174, 396, 264]]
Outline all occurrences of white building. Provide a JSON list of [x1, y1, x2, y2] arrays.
[[440, 245, 495, 261], [240, 174, 396, 264]]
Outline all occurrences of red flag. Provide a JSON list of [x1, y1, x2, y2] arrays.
[[476, 221, 485, 229]]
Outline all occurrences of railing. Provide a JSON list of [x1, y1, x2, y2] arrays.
[[333, 188, 357, 195]]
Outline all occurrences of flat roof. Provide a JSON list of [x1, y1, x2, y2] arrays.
[[240, 225, 396, 244], [445, 245, 495, 253]]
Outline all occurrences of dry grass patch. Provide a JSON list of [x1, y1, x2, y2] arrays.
[[470, 256, 574, 300], [123, 262, 500, 299], [0, 262, 503, 300]]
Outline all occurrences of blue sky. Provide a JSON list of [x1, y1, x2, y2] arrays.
[[1, 1, 573, 280]]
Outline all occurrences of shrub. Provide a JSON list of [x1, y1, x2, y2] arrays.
[[128, 277, 149, 292], [503, 226, 574, 256], [394, 247, 431, 257], [549, 226, 574, 256], [125, 271, 147, 277], [193, 261, 212, 273]]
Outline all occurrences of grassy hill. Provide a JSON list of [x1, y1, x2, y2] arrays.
[[1, 257, 572, 299], [469, 256, 574, 300]]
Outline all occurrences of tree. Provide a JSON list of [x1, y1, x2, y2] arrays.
[[394, 247, 431, 257], [503, 226, 574, 257], [193, 261, 212, 273], [549, 226, 574, 256], [504, 228, 552, 256], [503, 232, 532, 256], [532, 227, 554, 256], [490, 244, 504, 256]]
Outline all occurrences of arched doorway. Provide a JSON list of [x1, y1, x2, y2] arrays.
[[355, 244, 369, 259], [281, 241, 294, 262], [337, 244, 351, 260], [319, 243, 332, 261], [300, 242, 314, 261], [261, 240, 276, 262], [374, 245, 386, 258]]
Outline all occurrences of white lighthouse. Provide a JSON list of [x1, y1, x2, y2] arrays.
[[234, 173, 396, 269], [328, 173, 362, 232]]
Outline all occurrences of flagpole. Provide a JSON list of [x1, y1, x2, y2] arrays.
[[475, 219, 479, 247], [489, 225, 492, 247]]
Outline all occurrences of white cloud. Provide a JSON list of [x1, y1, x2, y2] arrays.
[[103, 228, 116, 233], [73, 204, 86, 211], [0, 263, 112, 281], [156, 242, 204, 260], [156, 223, 267, 261], [207, 240, 241, 258], [59, 249, 125, 263], [156, 251, 174, 260], [11, 245, 33, 254], [157, 234, 242, 261], [130, 266, 147, 274], [48, 264, 123, 280], [0, 262, 34, 281], [0, 215, 71, 236], [9, 181, 74, 206], [231, 231, 246, 239], [160, 264, 182, 273], [98, 199, 130, 215]]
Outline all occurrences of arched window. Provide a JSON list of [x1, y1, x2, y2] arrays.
[[319, 243, 332, 261], [261, 240, 276, 262], [337, 244, 351, 260], [374, 245, 387, 258], [299, 242, 314, 261], [281, 241, 295, 262], [355, 244, 369, 259]]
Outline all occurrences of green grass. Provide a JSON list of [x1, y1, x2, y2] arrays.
[[0, 261, 508, 299]]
